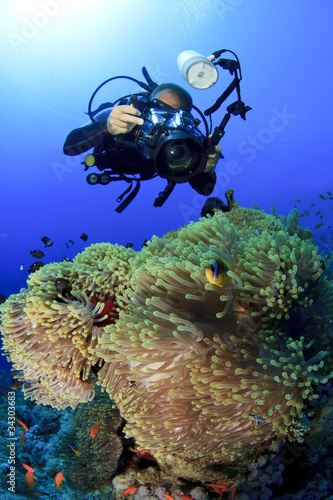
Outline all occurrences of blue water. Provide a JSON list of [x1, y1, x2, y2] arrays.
[[1, 0, 333, 299]]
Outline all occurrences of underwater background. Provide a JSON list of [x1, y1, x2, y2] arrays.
[[1, 1, 333, 499]]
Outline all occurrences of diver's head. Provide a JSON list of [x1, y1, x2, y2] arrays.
[[150, 83, 193, 112]]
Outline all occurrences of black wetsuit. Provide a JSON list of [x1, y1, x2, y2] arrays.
[[63, 109, 217, 195]]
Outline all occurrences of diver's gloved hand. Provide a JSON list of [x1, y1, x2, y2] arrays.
[[204, 144, 222, 173], [107, 105, 144, 135]]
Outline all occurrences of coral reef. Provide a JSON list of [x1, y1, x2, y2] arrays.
[[1, 205, 333, 485]]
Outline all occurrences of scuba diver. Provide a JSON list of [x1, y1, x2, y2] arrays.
[[63, 50, 251, 212], [63, 83, 221, 211]]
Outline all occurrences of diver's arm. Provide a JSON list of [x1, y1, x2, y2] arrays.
[[189, 171, 217, 196], [63, 116, 109, 156]]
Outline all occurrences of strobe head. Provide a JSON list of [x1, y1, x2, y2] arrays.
[[177, 50, 219, 89]]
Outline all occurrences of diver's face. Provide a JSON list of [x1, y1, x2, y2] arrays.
[[155, 90, 181, 110]]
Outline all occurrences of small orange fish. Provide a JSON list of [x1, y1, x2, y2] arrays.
[[232, 487, 237, 500], [16, 418, 29, 431], [129, 447, 151, 454], [90, 419, 100, 437], [203, 478, 233, 496], [20, 432, 25, 446], [115, 487, 138, 498], [299, 211, 309, 217], [327, 191, 332, 196], [25, 470, 36, 490], [319, 194, 327, 200], [163, 494, 176, 500], [315, 223, 323, 230], [316, 210, 321, 216], [22, 463, 35, 472], [128, 447, 155, 461], [205, 259, 232, 287], [54, 471, 65, 490]]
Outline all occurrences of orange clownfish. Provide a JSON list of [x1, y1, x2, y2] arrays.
[[205, 259, 232, 287], [54, 471, 65, 490], [90, 419, 100, 437]]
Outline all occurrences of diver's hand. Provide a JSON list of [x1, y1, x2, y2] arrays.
[[107, 105, 144, 135], [204, 145, 222, 172]]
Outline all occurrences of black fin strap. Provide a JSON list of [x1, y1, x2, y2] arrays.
[[115, 180, 141, 213]]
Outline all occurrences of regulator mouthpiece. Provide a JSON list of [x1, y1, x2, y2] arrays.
[[177, 50, 219, 89]]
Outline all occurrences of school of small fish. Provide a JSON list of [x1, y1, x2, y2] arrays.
[[14, 411, 238, 498]]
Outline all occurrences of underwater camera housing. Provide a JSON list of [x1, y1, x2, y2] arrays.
[[118, 96, 208, 183]]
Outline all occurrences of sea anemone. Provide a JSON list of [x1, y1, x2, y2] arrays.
[[1, 207, 332, 467]]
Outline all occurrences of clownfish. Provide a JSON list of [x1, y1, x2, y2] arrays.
[[205, 260, 232, 287]]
